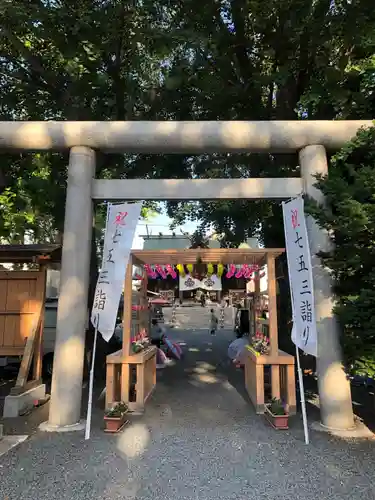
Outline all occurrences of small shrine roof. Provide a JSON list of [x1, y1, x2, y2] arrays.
[[131, 248, 284, 266]]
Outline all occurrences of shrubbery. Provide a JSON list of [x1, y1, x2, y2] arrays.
[[309, 125, 375, 376]]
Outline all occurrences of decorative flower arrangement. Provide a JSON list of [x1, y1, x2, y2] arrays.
[[131, 330, 150, 353], [251, 332, 270, 354]]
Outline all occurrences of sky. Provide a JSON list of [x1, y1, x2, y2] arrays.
[[132, 210, 198, 249]]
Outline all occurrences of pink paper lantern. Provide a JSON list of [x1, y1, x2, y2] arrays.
[[235, 265, 244, 279], [155, 264, 167, 279], [226, 264, 236, 279], [166, 264, 177, 279], [145, 264, 157, 279], [242, 264, 251, 279]]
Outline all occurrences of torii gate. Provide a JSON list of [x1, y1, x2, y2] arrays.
[[1, 120, 371, 432]]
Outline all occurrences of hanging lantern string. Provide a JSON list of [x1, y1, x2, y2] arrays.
[[166, 264, 177, 279], [207, 263, 214, 276], [217, 263, 224, 278], [176, 263, 185, 277], [155, 264, 167, 279]]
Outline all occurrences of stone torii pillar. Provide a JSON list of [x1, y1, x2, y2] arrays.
[[41, 146, 96, 431], [299, 145, 354, 431]]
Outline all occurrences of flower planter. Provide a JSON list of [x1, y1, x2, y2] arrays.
[[104, 414, 128, 433], [104, 402, 129, 433], [265, 405, 289, 430]]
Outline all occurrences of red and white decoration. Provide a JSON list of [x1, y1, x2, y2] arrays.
[[226, 264, 259, 280], [179, 274, 222, 292], [145, 264, 157, 279], [145, 263, 263, 282]]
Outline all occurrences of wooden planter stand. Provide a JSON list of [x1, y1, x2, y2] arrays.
[[244, 348, 296, 415], [106, 346, 157, 413]]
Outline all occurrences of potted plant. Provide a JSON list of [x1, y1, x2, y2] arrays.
[[265, 398, 289, 429], [104, 402, 129, 432]]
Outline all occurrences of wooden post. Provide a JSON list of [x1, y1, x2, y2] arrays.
[[106, 363, 115, 408], [286, 364, 297, 413], [255, 365, 265, 412], [142, 270, 148, 334], [254, 269, 261, 334], [13, 302, 43, 391], [121, 363, 130, 403], [267, 253, 278, 356], [33, 266, 47, 381], [271, 365, 281, 400], [122, 258, 133, 357], [267, 253, 281, 401], [136, 364, 145, 404]]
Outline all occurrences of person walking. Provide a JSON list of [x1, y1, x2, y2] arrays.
[[228, 331, 249, 368], [201, 293, 206, 307], [209, 308, 218, 335]]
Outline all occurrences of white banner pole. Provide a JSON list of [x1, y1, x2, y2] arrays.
[[295, 345, 310, 445], [85, 317, 99, 441]]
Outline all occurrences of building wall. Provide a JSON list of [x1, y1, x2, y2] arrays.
[[142, 235, 190, 250], [141, 234, 221, 250]]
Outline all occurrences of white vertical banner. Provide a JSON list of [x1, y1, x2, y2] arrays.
[[91, 202, 142, 341], [282, 196, 317, 357]]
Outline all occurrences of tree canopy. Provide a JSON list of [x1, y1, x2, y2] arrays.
[[1, 0, 374, 246], [151, 0, 375, 245], [0, 0, 164, 242]]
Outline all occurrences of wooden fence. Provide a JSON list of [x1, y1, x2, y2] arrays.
[[0, 269, 46, 394]]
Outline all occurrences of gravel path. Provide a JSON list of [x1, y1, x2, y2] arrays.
[[0, 323, 374, 500]]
